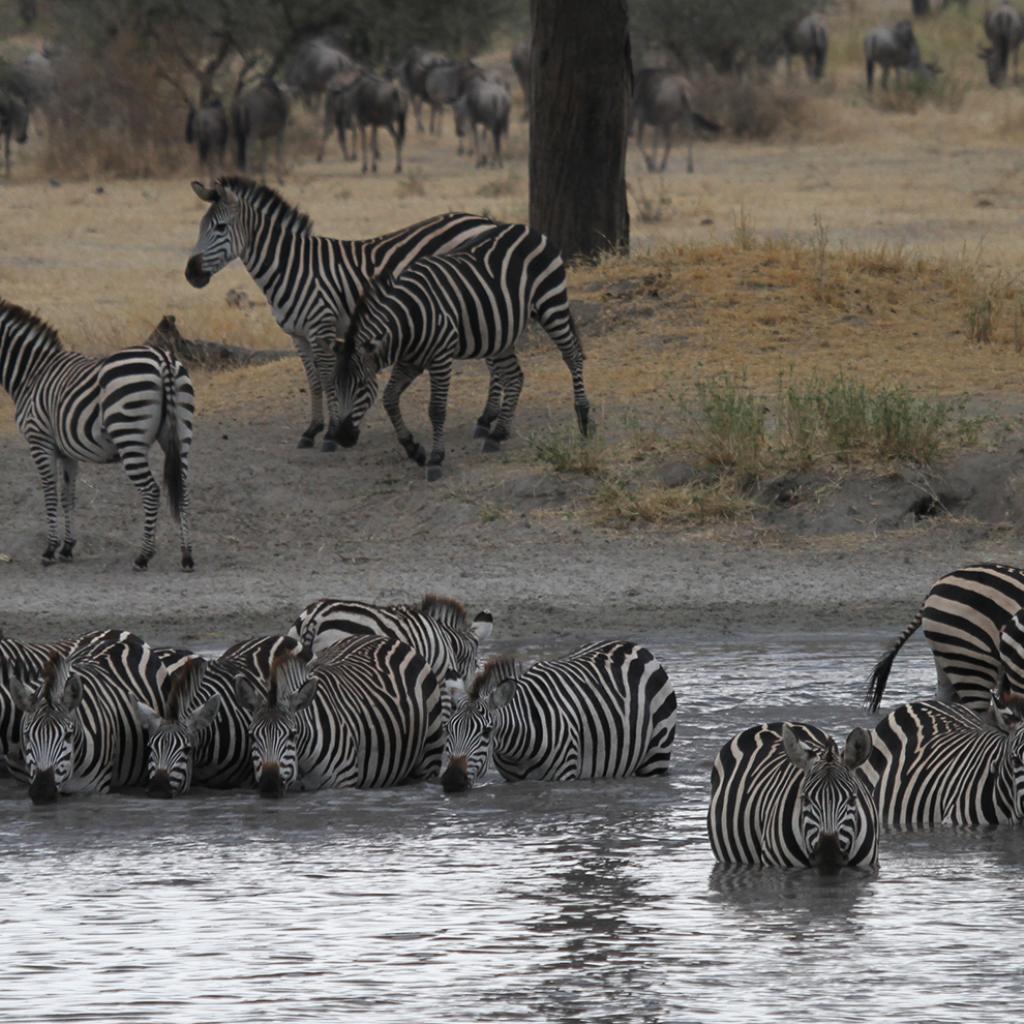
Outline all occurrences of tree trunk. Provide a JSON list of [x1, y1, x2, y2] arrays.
[[528, 0, 631, 261]]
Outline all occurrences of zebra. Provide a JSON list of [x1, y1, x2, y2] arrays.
[[0, 300, 195, 570], [8, 639, 166, 803], [288, 594, 493, 687], [440, 641, 676, 792], [866, 563, 1024, 712], [707, 722, 877, 870], [862, 696, 1024, 826], [234, 636, 443, 797], [185, 177, 495, 450], [146, 634, 305, 794], [330, 222, 592, 480]]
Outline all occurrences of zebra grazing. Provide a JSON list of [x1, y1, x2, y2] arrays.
[[866, 564, 1024, 712], [148, 634, 304, 793], [234, 636, 444, 797], [708, 722, 878, 870], [863, 697, 1024, 826], [0, 300, 195, 570], [331, 222, 592, 480], [185, 177, 494, 450], [8, 639, 166, 803], [440, 641, 675, 792]]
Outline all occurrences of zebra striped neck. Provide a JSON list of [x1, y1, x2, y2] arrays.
[[0, 301, 65, 401]]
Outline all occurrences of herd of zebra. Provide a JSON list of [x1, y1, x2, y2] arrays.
[[0, 176, 591, 569], [4, 562, 1024, 882]]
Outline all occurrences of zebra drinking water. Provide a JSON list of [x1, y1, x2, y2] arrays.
[[440, 641, 675, 792], [0, 301, 195, 570], [234, 637, 443, 797], [330, 222, 592, 480], [866, 563, 1024, 712], [707, 722, 878, 870], [185, 178, 495, 450]]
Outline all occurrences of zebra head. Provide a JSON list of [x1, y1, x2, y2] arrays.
[[186, 180, 246, 288], [235, 653, 317, 798], [782, 725, 873, 872], [135, 658, 220, 799], [441, 656, 521, 792], [420, 595, 494, 686], [9, 656, 83, 804]]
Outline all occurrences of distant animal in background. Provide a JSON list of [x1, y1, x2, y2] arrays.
[[316, 67, 363, 162], [186, 96, 228, 178], [285, 36, 357, 110], [511, 40, 530, 115], [454, 71, 510, 167], [0, 300, 195, 571], [401, 46, 452, 132], [423, 60, 472, 134], [631, 68, 721, 173], [980, 2, 1024, 85], [0, 89, 29, 177], [232, 77, 288, 182], [864, 20, 928, 91], [349, 73, 407, 174], [782, 12, 829, 81]]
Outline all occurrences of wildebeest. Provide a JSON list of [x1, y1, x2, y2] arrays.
[[631, 68, 721, 173], [424, 60, 473, 134], [316, 67, 364, 162], [232, 77, 289, 182], [783, 12, 829, 80], [980, 2, 1024, 86], [401, 46, 451, 132], [511, 39, 530, 114], [864, 21, 925, 91], [349, 73, 407, 174], [285, 36, 357, 109], [454, 71, 510, 167], [186, 96, 228, 178], [0, 89, 28, 177]]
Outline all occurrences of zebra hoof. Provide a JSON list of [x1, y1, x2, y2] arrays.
[[41, 551, 56, 567], [426, 465, 443, 482], [297, 436, 316, 449], [482, 437, 502, 454], [321, 439, 337, 453], [472, 423, 491, 439], [58, 549, 74, 563], [133, 556, 149, 572], [181, 554, 195, 573]]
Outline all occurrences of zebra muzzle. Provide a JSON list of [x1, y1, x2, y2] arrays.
[[185, 256, 211, 288], [441, 758, 471, 793], [28, 768, 59, 805], [334, 417, 360, 448], [812, 832, 846, 872], [258, 763, 285, 799], [148, 771, 175, 799]]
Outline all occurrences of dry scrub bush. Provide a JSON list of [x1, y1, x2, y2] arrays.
[[691, 72, 810, 140]]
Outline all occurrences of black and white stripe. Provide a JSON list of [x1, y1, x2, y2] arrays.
[[867, 563, 1024, 712], [862, 697, 1024, 826], [708, 722, 878, 869], [440, 641, 675, 791], [331, 221, 592, 479], [234, 635, 443, 796], [185, 177, 495, 450], [0, 300, 195, 570]]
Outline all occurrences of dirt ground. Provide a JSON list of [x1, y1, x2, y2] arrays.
[[4, 2, 1024, 646]]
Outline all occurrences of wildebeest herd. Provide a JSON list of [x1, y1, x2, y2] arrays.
[[3, 562, 1024, 882]]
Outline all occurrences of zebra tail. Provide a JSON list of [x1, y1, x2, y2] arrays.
[[866, 608, 923, 713], [161, 360, 185, 523]]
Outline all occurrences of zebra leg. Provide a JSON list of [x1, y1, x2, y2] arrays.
[[424, 359, 453, 481], [309, 331, 342, 452], [382, 362, 427, 466], [116, 444, 162, 571], [537, 308, 592, 436], [293, 335, 325, 447], [482, 354, 523, 453], [58, 457, 78, 562], [474, 358, 504, 438], [28, 437, 61, 564]]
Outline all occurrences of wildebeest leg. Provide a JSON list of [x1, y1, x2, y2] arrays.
[[866, 58, 874, 92], [413, 94, 424, 132], [474, 124, 486, 167], [481, 353, 524, 453], [884, 66, 893, 91], [27, 437, 60, 563], [424, 357, 453, 480], [57, 457, 78, 561], [3, 131, 9, 178], [293, 334, 326, 448], [371, 125, 380, 173], [494, 122, 503, 168], [382, 362, 427, 466], [474, 360, 504, 438], [317, 103, 332, 162], [387, 122, 402, 173], [659, 124, 672, 173], [360, 122, 369, 174]]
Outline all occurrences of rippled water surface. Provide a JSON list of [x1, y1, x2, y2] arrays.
[[2, 630, 1021, 1023]]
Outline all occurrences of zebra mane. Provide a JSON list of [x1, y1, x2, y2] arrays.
[[214, 176, 314, 235], [420, 594, 467, 627], [268, 651, 308, 708], [469, 655, 521, 701], [341, 271, 395, 357], [40, 653, 71, 704], [166, 657, 204, 721], [0, 299, 63, 353]]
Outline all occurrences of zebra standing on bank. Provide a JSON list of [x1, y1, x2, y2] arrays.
[[234, 636, 443, 797], [331, 223, 592, 480], [144, 634, 305, 794], [185, 177, 495, 450], [288, 594, 493, 686], [0, 301, 195, 570], [707, 722, 877, 870], [440, 641, 675, 792], [863, 695, 1024, 826], [867, 563, 1024, 712], [9, 639, 167, 803]]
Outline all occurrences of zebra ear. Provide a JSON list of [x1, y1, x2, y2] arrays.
[[220, 183, 240, 207], [448, 683, 469, 709], [781, 724, 813, 771], [471, 611, 493, 642], [62, 675, 84, 713], [191, 180, 218, 202], [843, 727, 872, 770], [234, 673, 261, 713], [485, 679, 516, 713], [287, 677, 318, 715], [9, 674, 37, 714], [186, 693, 222, 735], [135, 702, 164, 733]]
